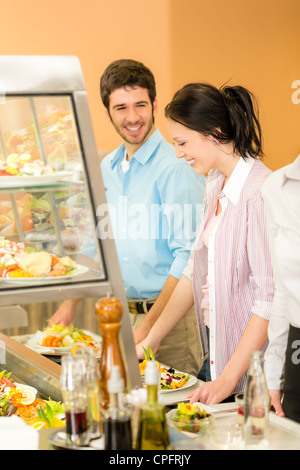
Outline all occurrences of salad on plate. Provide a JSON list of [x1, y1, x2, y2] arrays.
[[36, 324, 101, 352], [139, 346, 191, 391]]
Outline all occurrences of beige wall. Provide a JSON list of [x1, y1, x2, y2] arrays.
[[1, 0, 299, 171]]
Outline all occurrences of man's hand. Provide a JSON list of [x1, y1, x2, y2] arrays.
[[269, 389, 285, 417], [48, 299, 80, 326]]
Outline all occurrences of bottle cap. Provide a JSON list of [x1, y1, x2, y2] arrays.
[[145, 360, 160, 386], [108, 365, 124, 394]]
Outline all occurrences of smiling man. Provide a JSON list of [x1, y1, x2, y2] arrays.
[[97, 59, 206, 375]]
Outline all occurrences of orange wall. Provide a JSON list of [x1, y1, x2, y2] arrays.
[[0, 0, 172, 155], [1, 0, 299, 170], [169, 0, 300, 170]]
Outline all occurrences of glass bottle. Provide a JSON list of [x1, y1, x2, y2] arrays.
[[136, 360, 169, 450], [74, 347, 101, 439], [60, 355, 89, 447], [103, 365, 132, 450], [244, 351, 270, 448]]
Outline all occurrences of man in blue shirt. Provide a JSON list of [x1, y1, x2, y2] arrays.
[[98, 59, 205, 374]]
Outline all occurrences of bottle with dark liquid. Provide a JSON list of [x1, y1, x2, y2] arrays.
[[65, 409, 88, 437], [60, 355, 90, 447], [104, 365, 132, 450], [136, 361, 169, 450], [74, 347, 101, 439]]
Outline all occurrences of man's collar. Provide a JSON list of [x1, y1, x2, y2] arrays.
[[222, 157, 256, 205], [110, 128, 162, 169]]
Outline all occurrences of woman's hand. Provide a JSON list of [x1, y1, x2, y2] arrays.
[[133, 322, 151, 345], [187, 376, 235, 405], [135, 334, 161, 361]]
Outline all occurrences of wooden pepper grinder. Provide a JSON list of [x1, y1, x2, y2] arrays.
[[95, 296, 127, 409]]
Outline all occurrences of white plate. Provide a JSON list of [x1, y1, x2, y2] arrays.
[[1, 264, 89, 284], [0, 171, 73, 187], [26, 329, 102, 356], [160, 371, 198, 394], [141, 364, 198, 393]]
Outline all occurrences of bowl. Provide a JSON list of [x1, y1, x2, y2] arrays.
[[167, 408, 211, 435]]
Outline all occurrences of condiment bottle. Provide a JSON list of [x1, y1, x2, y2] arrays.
[[73, 347, 101, 439], [136, 360, 169, 450], [60, 355, 89, 447], [104, 365, 132, 450], [244, 350, 270, 448], [95, 296, 127, 409]]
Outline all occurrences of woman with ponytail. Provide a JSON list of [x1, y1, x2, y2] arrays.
[[136, 82, 274, 404]]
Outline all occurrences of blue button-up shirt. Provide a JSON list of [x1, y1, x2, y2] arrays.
[[100, 129, 205, 299]]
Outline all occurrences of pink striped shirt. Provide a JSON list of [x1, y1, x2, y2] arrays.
[[183, 157, 274, 392]]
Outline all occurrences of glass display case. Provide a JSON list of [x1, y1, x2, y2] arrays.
[[0, 332, 61, 402], [0, 56, 141, 389]]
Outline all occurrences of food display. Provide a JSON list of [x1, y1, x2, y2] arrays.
[[0, 239, 80, 279], [167, 402, 211, 435], [139, 347, 191, 391], [0, 370, 65, 430], [0, 59, 112, 308], [2, 105, 79, 170], [0, 154, 56, 177], [0, 57, 144, 449]]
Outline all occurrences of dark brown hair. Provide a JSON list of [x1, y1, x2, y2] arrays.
[[165, 83, 263, 159], [100, 59, 156, 110]]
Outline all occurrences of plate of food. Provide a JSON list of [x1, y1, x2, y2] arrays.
[[0, 248, 88, 283], [26, 324, 102, 356], [139, 346, 197, 393], [0, 154, 72, 187], [0, 369, 65, 429]]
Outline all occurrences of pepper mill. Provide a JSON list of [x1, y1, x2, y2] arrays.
[[95, 296, 127, 409]]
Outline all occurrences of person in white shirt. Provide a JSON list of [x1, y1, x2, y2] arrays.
[[262, 155, 300, 422]]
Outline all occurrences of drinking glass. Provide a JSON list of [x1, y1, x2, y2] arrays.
[[210, 417, 244, 450]]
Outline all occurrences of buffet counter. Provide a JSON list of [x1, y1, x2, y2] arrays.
[[38, 401, 300, 451], [2, 332, 300, 451]]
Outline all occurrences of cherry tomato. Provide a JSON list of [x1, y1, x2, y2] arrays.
[[50, 337, 63, 347], [42, 336, 57, 347]]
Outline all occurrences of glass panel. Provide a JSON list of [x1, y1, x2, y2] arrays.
[[0, 95, 105, 290], [0, 334, 61, 402]]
